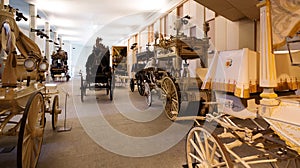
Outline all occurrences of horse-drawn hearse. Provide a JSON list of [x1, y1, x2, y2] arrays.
[[0, 2, 62, 167], [182, 0, 300, 167], [50, 48, 70, 81], [80, 37, 113, 102]]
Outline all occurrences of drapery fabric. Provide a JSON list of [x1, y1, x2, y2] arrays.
[[271, 0, 300, 48]]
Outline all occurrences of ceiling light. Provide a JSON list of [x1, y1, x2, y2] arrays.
[[137, 0, 167, 11]]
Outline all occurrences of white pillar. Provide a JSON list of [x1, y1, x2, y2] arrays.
[[45, 21, 50, 60], [3, 0, 9, 5], [53, 31, 58, 51], [29, 4, 37, 41], [258, 0, 278, 100], [59, 35, 63, 49]]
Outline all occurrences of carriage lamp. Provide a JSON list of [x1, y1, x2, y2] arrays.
[[24, 58, 36, 72], [38, 60, 49, 72]]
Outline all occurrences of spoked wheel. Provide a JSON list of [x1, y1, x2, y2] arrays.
[[186, 126, 233, 168], [160, 76, 180, 121], [106, 88, 109, 95], [17, 92, 45, 168], [130, 78, 135, 92], [106, 80, 110, 95], [80, 74, 86, 102], [144, 82, 152, 106], [137, 77, 145, 96], [51, 95, 61, 130], [109, 75, 114, 101]]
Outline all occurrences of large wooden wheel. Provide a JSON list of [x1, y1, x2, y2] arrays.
[[144, 82, 152, 106], [160, 76, 180, 121], [17, 92, 45, 168], [51, 95, 61, 130], [186, 126, 233, 168]]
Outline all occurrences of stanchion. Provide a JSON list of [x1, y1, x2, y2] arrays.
[[57, 91, 72, 132]]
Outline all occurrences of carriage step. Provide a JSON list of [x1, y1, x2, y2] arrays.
[[0, 146, 15, 153]]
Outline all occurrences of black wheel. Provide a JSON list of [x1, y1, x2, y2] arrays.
[[52, 95, 61, 130], [137, 78, 145, 96], [186, 126, 233, 168], [66, 75, 70, 82], [106, 88, 109, 95], [130, 78, 135, 92], [106, 80, 110, 95], [144, 82, 152, 106], [17, 92, 45, 168], [160, 76, 180, 121], [109, 75, 114, 101], [80, 74, 85, 102]]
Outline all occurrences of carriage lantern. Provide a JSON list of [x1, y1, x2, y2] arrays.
[[24, 57, 36, 72], [38, 57, 49, 72]]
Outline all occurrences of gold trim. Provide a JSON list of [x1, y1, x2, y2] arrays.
[[234, 87, 250, 98]]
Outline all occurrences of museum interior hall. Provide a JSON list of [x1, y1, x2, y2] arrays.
[[1, 0, 300, 168]]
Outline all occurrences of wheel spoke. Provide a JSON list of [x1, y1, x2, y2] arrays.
[[171, 98, 178, 104], [195, 131, 207, 160], [161, 84, 168, 94], [204, 132, 210, 160], [189, 139, 205, 161], [23, 133, 31, 144], [210, 143, 217, 162], [23, 139, 32, 165], [189, 152, 203, 163], [34, 127, 44, 137], [32, 139, 39, 158]]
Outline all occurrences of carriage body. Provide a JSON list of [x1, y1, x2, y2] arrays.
[[147, 35, 210, 119], [184, 47, 300, 167], [0, 4, 62, 167], [50, 49, 70, 81], [80, 41, 113, 102]]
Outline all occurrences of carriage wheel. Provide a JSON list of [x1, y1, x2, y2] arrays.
[[17, 92, 45, 168], [109, 75, 114, 101], [186, 126, 233, 168], [106, 79, 110, 95], [66, 75, 70, 82], [52, 95, 61, 130], [161, 76, 180, 121], [137, 78, 145, 96], [130, 78, 135, 92], [80, 74, 86, 102], [144, 82, 152, 106], [106, 88, 109, 95]]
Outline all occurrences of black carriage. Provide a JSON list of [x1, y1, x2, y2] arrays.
[[129, 47, 154, 95], [80, 38, 113, 102], [50, 48, 70, 81]]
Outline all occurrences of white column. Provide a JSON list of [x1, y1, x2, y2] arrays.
[[53, 31, 58, 51], [29, 4, 37, 41], [258, 0, 278, 100], [45, 21, 50, 60], [3, 0, 9, 5], [59, 35, 63, 49]]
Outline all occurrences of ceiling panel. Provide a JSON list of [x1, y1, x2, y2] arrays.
[[194, 0, 260, 21]]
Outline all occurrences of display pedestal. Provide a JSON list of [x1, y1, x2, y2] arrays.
[[57, 92, 72, 132]]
